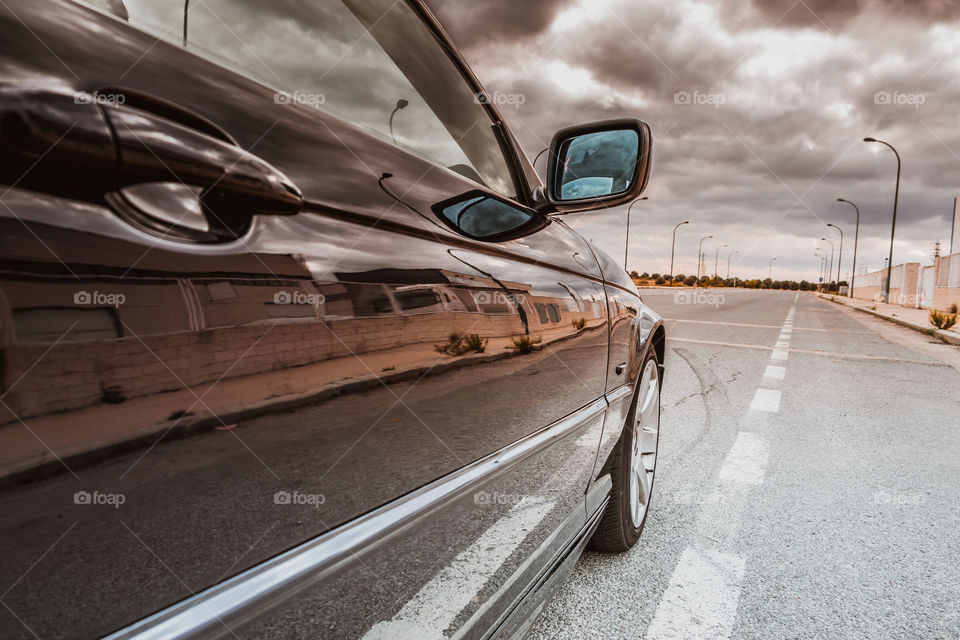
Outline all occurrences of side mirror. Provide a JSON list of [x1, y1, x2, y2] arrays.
[[545, 118, 651, 212]]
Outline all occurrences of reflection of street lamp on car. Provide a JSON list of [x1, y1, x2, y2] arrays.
[[389, 99, 409, 145]]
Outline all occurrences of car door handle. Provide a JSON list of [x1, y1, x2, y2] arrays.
[[0, 88, 302, 216], [615, 362, 627, 375]]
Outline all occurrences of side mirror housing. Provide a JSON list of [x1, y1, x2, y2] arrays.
[[544, 118, 651, 212]]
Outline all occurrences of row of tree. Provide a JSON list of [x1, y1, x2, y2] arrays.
[[630, 271, 848, 292]]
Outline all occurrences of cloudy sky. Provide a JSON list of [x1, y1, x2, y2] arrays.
[[426, 0, 960, 281]]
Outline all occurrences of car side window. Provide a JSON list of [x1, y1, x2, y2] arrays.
[[109, 0, 517, 197]]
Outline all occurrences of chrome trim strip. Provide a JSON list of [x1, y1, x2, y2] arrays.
[[104, 397, 609, 640], [606, 383, 632, 405]]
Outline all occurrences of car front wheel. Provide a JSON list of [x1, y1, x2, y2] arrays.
[[589, 349, 661, 552]]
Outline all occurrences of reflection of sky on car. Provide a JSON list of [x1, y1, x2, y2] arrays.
[[438, 195, 532, 238], [117, 0, 511, 194], [559, 129, 638, 198], [561, 176, 615, 199]]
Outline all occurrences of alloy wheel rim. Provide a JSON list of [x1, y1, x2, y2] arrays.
[[629, 358, 660, 528]]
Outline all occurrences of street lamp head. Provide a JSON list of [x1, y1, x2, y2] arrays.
[[827, 223, 836, 228], [682, 220, 690, 224], [863, 137, 877, 142], [836, 197, 846, 202]]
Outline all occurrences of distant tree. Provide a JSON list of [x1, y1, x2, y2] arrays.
[[684, 275, 697, 286], [650, 273, 661, 280], [674, 273, 686, 282], [640, 272, 650, 279], [655, 277, 666, 285], [630, 270, 640, 279]]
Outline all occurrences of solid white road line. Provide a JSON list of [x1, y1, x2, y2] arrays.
[[763, 365, 786, 380], [749, 388, 781, 413]]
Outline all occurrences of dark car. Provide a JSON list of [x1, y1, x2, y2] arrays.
[[0, 1, 664, 638]]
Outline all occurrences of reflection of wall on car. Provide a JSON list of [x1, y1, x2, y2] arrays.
[[1, 253, 596, 421]]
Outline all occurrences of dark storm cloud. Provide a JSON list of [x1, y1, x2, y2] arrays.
[[427, 0, 576, 47], [423, 0, 960, 279]]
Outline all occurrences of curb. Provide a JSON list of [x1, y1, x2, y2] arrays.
[[818, 295, 960, 346]]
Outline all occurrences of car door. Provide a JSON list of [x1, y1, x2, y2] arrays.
[[0, 1, 610, 638]]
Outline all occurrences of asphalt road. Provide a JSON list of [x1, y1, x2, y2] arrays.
[[527, 289, 960, 640]]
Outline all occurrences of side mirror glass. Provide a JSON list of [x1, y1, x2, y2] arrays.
[[433, 190, 547, 242], [546, 119, 651, 212]]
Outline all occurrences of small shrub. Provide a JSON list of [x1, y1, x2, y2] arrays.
[[381, 365, 396, 372], [510, 334, 542, 354], [949, 303, 958, 315], [572, 318, 586, 331], [461, 333, 488, 353], [929, 309, 958, 330], [655, 277, 666, 285], [435, 332, 487, 356], [434, 332, 462, 355]]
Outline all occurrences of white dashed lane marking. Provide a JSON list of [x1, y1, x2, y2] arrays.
[[764, 365, 786, 380], [749, 388, 781, 413]]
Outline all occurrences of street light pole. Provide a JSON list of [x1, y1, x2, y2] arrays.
[[697, 235, 714, 286], [714, 244, 727, 279], [768, 257, 776, 281], [827, 223, 844, 290], [726, 250, 739, 279], [815, 249, 826, 293], [624, 197, 648, 271], [837, 198, 861, 298], [820, 237, 834, 291], [670, 220, 690, 284], [864, 137, 901, 303], [388, 99, 409, 144]]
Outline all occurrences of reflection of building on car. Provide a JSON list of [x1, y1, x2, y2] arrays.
[[0, 221, 604, 425]]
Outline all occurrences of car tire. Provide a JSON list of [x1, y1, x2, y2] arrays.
[[589, 348, 661, 553]]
